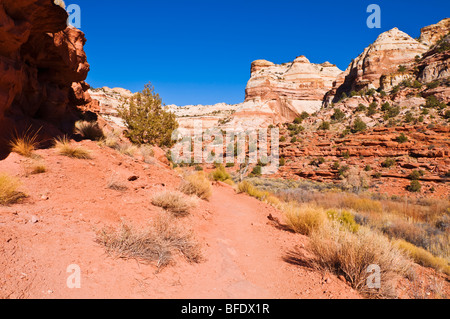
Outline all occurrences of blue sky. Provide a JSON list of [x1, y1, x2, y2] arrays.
[[73, 0, 449, 105]]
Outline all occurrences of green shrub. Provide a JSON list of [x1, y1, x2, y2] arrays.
[[318, 121, 330, 131], [382, 158, 396, 168], [351, 117, 367, 133], [408, 170, 424, 181], [398, 65, 407, 73], [407, 180, 422, 193], [356, 104, 367, 113], [425, 95, 446, 110], [331, 109, 346, 122], [118, 83, 178, 147], [251, 165, 262, 176], [395, 133, 408, 144], [367, 103, 378, 116]]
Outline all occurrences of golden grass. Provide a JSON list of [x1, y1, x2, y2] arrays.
[[394, 239, 450, 276], [210, 165, 231, 182], [237, 181, 270, 201], [282, 203, 328, 236], [24, 160, 47, 175], [9, 128, 40, 158], [0, 174, 27, 205], [54, 136, 92, 159], [179, 172, 212, 200], [96, 214, 202, 270], [74, 121, 104, 141], [152, 191, 196, 216]]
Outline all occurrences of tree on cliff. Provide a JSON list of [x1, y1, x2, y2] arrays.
[[118, 83, 178, 147]]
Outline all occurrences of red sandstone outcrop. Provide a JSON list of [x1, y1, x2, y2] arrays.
[[0, 0, 92, 159], [419, 18, 450, 47]]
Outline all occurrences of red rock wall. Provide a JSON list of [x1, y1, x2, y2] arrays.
[[0, 0, 92, 159]]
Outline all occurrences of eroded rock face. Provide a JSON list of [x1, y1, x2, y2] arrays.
[[245, 56, 342, 120], [333, 28, 429, 98], [419, 18, 450, 47], [0, 0, 91, 159]]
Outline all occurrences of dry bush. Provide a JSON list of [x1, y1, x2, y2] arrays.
[[140, 145, 155, 164], [74, 121, 104, 141], [179, 172, 212, 200], [116, 143, 139, 157], [152, 191, 196, 216], [96, 214, 202, 270], [308, 224, 412, 298], [9, 128, 40, 158], [99, 130, 121, 149], [0, 174, 27, 205], [24, 160, 47, 176], [282, 203, 328, 236], [54, 136, 92, 159], [340, 167, 371, 193], [106, 173, 128, 191]]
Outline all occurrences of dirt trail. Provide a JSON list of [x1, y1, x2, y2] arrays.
[[0, 141, 361, 299]]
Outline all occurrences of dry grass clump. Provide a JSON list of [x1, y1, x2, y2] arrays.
[[152, 191, 197, 216], [116, 143, 139, 157], [54, 136, 92, 159], [0, 174, 27, 205], [179, 172, 212, 200], [237, 181, 270, 201], [307, 224, 412, 298], [210, 164, 231, 182], [74, 121, 104, 141], [282, 203, 328, 236], [24, 160, 47, 176], [99, 130, 121, 149], [9, 129, 40, 158], [106, 173, 128, 191], [96, 214, 202, 270], [140, 145, 155, 164], [394, 239, 450, 276]]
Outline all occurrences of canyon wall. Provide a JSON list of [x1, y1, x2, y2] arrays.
[[0, 0, 92, 159]]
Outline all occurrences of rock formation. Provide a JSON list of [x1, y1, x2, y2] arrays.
[[244, 56, 342, 118], [332, 28, 429, 100], [419, 18, 450, 46], [0, 0, 92, 159]]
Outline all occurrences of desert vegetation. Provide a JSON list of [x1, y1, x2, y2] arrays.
[[238, 177, 450, 296], [152, 191, 197, 217], [117, 82, 178, 147], [9, 128, 40, 158], [179, 172, 213, 200], [96, 214, 202, 270], [0, 174, 27, 205], [54, 136, 92, 159]]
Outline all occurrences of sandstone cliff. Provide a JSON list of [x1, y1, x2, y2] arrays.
[[0, 0, 92, 159]]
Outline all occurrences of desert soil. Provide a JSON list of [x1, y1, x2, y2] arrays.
[[0, 141, 448, 299]]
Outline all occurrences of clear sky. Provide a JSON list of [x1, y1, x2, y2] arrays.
[[74, 0, 449, 106]]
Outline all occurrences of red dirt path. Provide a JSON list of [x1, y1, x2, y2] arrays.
[[0, 140, 447, 299]]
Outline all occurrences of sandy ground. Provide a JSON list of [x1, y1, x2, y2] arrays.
[[0, 140, 447, 299]]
